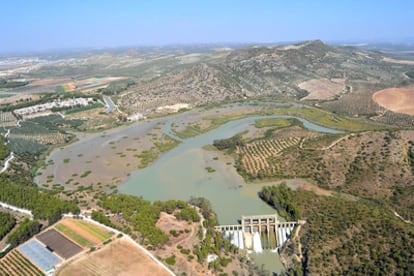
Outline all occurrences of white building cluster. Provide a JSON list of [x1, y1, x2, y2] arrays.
[[14, 97, 94, 117]]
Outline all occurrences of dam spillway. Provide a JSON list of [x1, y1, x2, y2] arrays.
[[215, 214, 297, 252]]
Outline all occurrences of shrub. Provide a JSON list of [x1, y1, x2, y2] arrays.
[[165, 255, 176, 266]]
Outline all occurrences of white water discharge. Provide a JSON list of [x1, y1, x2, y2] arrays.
[[253, 232, 263, 253], [237, 230, 245, 250], [226, 230, 245, 249], [282, 228, 287, 244], [278, 227, 284, 247], [277, 225, 295, 249]]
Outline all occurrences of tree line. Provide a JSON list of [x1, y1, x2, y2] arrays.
[[213, 135, 245, 152], [0, 212, 15, 240], [0, 178, 79, 224], [260, 183, 300, 220], [6, 219, 41, 247]]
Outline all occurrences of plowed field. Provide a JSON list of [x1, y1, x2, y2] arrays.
[[372, 87, 414, 115]]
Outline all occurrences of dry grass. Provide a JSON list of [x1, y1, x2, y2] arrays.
[[57, 237, 170, 276]]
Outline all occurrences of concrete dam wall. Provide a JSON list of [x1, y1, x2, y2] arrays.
[[215, 214, 297, 252]]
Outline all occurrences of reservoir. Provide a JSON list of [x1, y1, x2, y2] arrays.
[[119, 115, 342, 273], [120, 115, 341, 224]]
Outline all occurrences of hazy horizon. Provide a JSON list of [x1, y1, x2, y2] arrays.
[[2, 0, 414, 54]]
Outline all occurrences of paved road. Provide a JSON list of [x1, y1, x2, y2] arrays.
[[0, 152, 13, 174], [0, 200, 33, 218], [103, 95, 116, 113]]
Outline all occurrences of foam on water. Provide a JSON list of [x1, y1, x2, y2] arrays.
[[226, 230, 245, 250], [253, 232, 263, 253]]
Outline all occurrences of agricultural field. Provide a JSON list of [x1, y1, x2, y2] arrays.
[[9, 132, 68, 145], [57, 237, 171, 276], [36, 229, 83, 259], [0, 248, 44, 276], [7, 121, 71, 155], [237, 137, 302, 177], [372, 87, 414, 115], [64, 102, 104, 115], [0, 218, 114, 275], [55, 224, 94, 247], [55, 219, 112, 247], [18, 239, 62, 273], [7, 138, 48, 155], [9, 121, 70, 144], [29, 115, 84, 130], [60, 77, 128, 93], [0, 111, 17, 127]]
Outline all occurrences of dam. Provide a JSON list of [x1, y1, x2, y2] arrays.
[[215, 214, 298, 252]]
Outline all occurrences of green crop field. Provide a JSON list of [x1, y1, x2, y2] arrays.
[[55, 223, 93, 247], [65, 103, 104, 115], [254, 117, 297, 128], [71, 220, 112, 242]]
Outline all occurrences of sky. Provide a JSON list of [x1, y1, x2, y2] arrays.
[[1, 0, 413, 53]]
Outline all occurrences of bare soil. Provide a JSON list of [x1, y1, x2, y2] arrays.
[[63, 77, 127, 93], [57, 237, 170, 276], [372, 87, 414, 115], [37, 229, 83, 259], [299, 78, 346, 100], [154, 212, 209, 275], [295, 183, 332, 196]]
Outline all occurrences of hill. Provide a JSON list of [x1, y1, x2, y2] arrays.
[[235, 129, 414, 222], [3, 41, 414, 125], [117, 40, 414, 119], [261, 185, 414, 275]]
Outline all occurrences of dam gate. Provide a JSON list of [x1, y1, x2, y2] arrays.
[[214, 214, 298, 252]]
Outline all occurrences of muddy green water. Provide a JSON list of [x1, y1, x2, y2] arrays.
[[119, 115, 341, 274]]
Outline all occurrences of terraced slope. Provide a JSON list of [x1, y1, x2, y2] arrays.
[[237, 137, 301, 177]]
